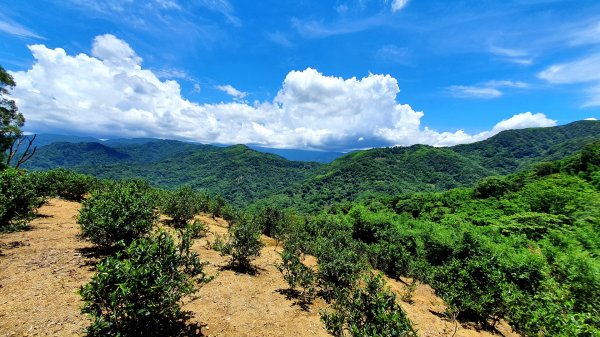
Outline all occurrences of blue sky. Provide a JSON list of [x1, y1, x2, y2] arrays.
[[1, 0, 599, 151]]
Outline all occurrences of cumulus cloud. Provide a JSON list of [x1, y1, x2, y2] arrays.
[[11, 35, 558, 151], [216, 84, 247, 99]]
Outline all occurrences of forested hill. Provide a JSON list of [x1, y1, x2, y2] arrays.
[[23, 120, 600, 207], [23, 141, 321, 206], [263, 120, 600, 211], [453, 120, 600, 173]]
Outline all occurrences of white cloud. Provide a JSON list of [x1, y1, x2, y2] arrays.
[[216, 84, 247, 99], [91, 34, 142, 67], [539, 53, 600, 107], [10, 35, 559, 150], [584, 117, 597, 121], [0, 16, 44, 39], [155, 0, 181, 10], [447, 86, 502, 99], [391, 0, 409, 12], [485, 80, 528, 88], [538, 54, 600, 84], [489, 45, 533, 65], [448, 80, 528, 99], [490, 112, 556, 133]]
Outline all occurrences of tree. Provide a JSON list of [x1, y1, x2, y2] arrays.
[[0, 65, 25, 168]]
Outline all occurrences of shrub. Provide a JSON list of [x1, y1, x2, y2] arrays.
[[186, 219, 208, 239], [162, 185, 204, 227], [77, 181, 157, 248], [214, 213, 264, 272], [255, 206, 287, 239], [315, 232, 366, 297], [39, 168, 96, 201], [432, 255, 510, 325], [209, 195, 226, 218], [0, 168, 44, 230], [277, 235, 317, 308], [80, 230, 211, 336], [321, 272, 418, 337]]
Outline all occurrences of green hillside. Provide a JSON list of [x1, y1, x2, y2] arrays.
[[454, 120, 600, 173], [266, 120, 600, 211], [295, 140, 600, 335], [24, 121, 600, 208], [24, 142, 321, 206]]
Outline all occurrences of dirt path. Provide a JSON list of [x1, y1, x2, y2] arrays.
[[0, 200, 519, 337], [0, 199, 94, 336]]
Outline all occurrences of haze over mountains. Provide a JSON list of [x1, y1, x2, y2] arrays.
[[23, 120, 600, 208]]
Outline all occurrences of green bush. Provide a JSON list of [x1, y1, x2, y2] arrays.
[[255, 206, 288, 239], [186, 219, 208, 239], [0, 168, 44, 230], [39, 168, 96, 201], [315, 232, 366, 296], [214, 213, 264, 271], [277, 235, 317, 307], [80, 230, 211, 336], [77, 181, 157, 248], [161, 185, 205, 227], [209, 195, 226, 218], [321, 272, 418, 337]]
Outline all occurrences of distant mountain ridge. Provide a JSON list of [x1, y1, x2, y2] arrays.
[[23, 120, 600, 208], [25, 134, 344, 163]]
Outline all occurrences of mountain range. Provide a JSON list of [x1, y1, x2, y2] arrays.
[[22, 120, 600, 208]]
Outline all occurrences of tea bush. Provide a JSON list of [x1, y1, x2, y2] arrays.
[[161, 185, 205, 227], [80, 230, 211, 336], [39, 168, 96, 201], [214, 213, 264, 271], [277, 235, 317, 307], [0, 168, 44, 231], [78, 181, 157, 248], [315, 232, 366, 296], [321, 272, 418, 337]]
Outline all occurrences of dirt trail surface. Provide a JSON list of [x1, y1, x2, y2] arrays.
[[1, 199, 520, 337], [0, 199, 94, 336]]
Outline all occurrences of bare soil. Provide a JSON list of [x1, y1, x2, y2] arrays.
[[0, 199, 520, 337]]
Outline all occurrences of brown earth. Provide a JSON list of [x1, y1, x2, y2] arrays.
[[0, 199, 520, 337]]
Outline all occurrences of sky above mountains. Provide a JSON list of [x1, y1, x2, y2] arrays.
[[1, 0, 599, 151]]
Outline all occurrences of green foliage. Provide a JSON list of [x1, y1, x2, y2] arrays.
[[79, 230, 211, 336], [0, 64, 24, 167], [209, 194, 226, 218], [214, 213, 264, 271], [24, 121, 600, 209], [186, 219, 208, 239], [315, 231, 366, 295], [24, 141, 321, 207], [77, 181, 157, 248], [309, 143, 600, 333], [255, 206, 289, 240], [0, 168, 44, 230], [37, 168, 97, 201], [277, 234, 317, 307], [321, 273, 418, 337], [161, 185, 207, 226]]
